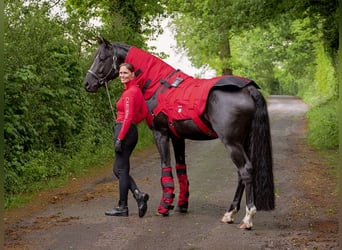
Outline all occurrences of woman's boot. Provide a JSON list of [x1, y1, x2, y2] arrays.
[[134, 189, 149, 218], [105, 200, 128, 216]]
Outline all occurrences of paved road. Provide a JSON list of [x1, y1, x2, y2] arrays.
[[5, 95, 339, 250]]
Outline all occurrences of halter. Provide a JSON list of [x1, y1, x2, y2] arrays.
[[87, 55, 118, 86], [87, 52, 118, 121]]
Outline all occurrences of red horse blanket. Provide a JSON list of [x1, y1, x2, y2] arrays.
[[125, 46, 254, 137]]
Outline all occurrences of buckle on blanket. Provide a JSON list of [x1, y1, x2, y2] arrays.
[[160, 79, 171, 88], [160, 77, 184, 88], [171, 77, 183, 87]]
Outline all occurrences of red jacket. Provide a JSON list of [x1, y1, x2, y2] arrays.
[[116, 79, 148, 140]]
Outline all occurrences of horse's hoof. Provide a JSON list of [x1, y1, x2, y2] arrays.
[[157, 204, 173, 216], [221, 214, 234, 223], [221, 209, 238, 224], [221, 216, 234, 223], [155, 211, 169, 217], [178, 207, 188, 213], [176, 205, 188, 213], [239, 223, 252, 230]]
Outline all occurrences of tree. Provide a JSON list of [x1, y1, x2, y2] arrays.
[[4, 0, 162, 205], [65, 0, 166, 47], [165, 0, 338, 150], [4, 0, 102, 198], [166, 0, 338, 76]]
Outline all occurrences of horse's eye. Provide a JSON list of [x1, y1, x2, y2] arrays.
[[99, 55, 107, 61], [98, 51, 108, 61]]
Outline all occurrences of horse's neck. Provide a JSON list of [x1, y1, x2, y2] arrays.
[[126, 46, 175, 74], [113, 43, 130, 63], [124, 47, 176, 99]]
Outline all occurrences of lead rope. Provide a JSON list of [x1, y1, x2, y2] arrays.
[[105, 82, 116, 121]]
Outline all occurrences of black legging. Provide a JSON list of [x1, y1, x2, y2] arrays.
[[113, 123, 139, 202]]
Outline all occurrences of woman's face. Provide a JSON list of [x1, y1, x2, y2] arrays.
[[119, 66, 135, 84]]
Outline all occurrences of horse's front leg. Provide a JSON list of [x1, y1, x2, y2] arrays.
[[153, 130, 175, 216], [171, 137, 189, 213]]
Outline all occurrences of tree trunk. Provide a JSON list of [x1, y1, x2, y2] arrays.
[[220, 35, 233, 75]]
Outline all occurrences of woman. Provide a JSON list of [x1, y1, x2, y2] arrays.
[[105, 63, 149, 218]]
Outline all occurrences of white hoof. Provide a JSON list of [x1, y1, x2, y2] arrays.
[[240, 206, 256, 230], [239, 222, 253, 230], [221, 208, 237, 223]]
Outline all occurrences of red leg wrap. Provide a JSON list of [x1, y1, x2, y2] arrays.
[[176, 164, 189, 209], [158, 167, 175, 215]]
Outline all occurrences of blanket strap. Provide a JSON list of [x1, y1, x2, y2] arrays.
[[134, 68, 142, 77], [166, 69, 180, 80], [142, 79, 152, 94], [167, 117, 217, 139], [159, 69, 182, 91], [168, 120, 181, 138], [192, 115, 218, 138]]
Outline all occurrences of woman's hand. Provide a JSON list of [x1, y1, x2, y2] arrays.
[[115, 139, 122, 153]]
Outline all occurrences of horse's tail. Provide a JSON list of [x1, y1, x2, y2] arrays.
[[246, 85, 275, 211]]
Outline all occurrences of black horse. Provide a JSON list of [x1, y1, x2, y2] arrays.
[[84, 37, 274, 229]]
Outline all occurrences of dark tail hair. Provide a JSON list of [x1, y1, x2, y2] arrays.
[[246, 85, 275, 211]]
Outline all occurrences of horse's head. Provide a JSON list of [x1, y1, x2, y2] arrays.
[[84, 37, 129, 92]]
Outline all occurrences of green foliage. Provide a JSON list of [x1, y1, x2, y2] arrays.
[[65, 0, 165, 47], [168, 0, 339, 154], [229, 24, 284, 93], [302, 41, 338, 150], [306, 100, 338, 149], [166, 0, 338, 76], [169, 0, 237, 74], [4, 1, 83, 196], [136, 122, 154, 150], [271, 16, 319, 96], [303, 42, 338, 106], [4, 0, 160, 208]]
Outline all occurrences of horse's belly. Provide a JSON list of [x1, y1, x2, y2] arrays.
[[172, 119, 217, 140]]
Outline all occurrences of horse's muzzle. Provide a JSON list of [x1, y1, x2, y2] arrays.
[[83, 72, 101, 92], [84, 80, 98, 93]]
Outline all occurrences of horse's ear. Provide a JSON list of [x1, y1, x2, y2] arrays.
[[104, 39, 112, 48], [97, 36, 103, 44], [97, 36, 107, 45], [98, 36, 112, 48]]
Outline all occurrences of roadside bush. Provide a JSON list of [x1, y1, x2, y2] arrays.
[[306, 100, 338, 149]]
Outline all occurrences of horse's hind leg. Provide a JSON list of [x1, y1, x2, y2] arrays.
[[221, 173, 244, 223], [227, 143, 256, 229], [207, 89, 256, 229], [171, 137, 189, 213]]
